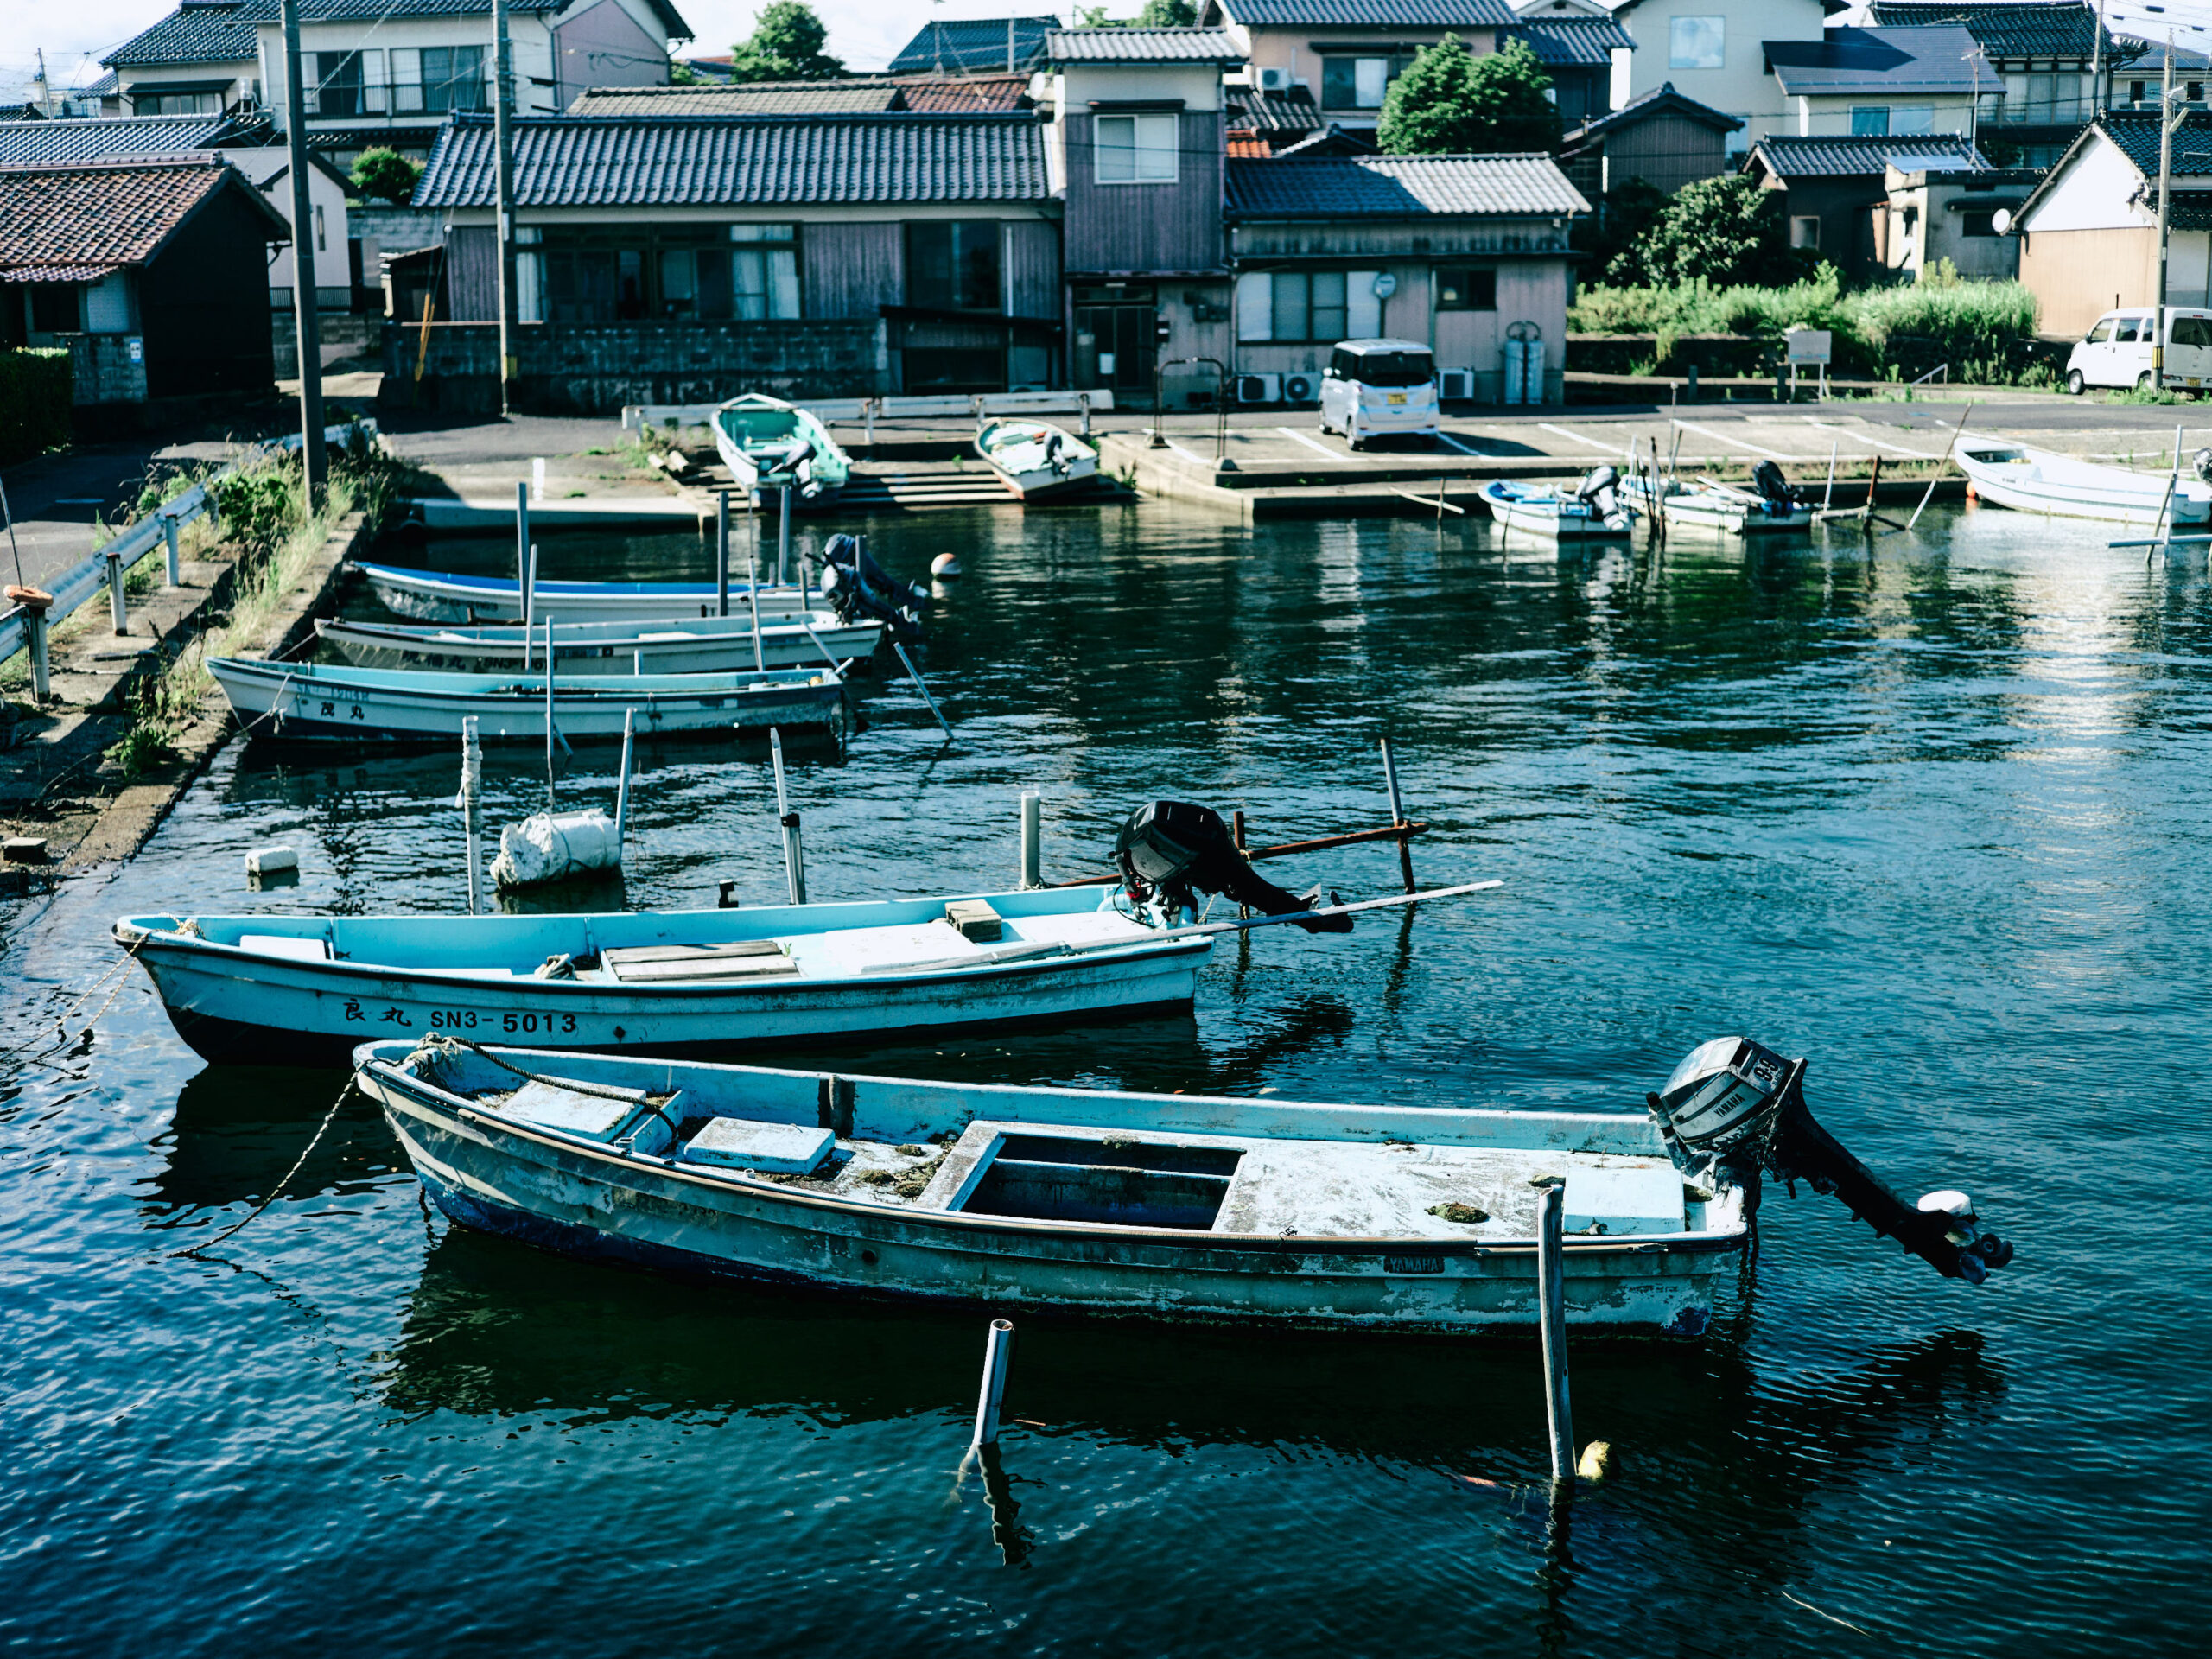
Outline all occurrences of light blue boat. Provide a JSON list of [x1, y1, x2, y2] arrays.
[[113, 887, 1218, 1065], [206, 656, 845, 743], [357, 562, 822, 626]]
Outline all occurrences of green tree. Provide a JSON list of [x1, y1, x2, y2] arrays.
[[728, 1, 844, 81], [348, 147, 423, 205], [1609, 173, 1807, 288], [1377, 35, 1560, 155], [1077, 1, 1195, 22]]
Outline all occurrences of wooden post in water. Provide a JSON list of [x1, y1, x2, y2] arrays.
[[715, 490, 730, 618], [778, 486, 793, 586], [1822, 438, 1838, 512], [746, 540, 766, 673], [1020, 790, 1041, 888], [460, 715, 482, 915], [971, 1319, 1014, 1452], [543, 615, 556, 808], [1380, 737, 1415, 893], [771, 727, 805, 904], [613, 707, 635, 862], [516, 480, 530, 616], [1537, 1180, 1574, 1484]]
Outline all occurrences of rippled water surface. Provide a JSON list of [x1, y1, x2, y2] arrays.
[[4, 500, 2208, 1655]]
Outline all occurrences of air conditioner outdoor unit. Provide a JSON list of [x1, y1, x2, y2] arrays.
[[1440, 368, 1474, 401], [1236, 372, 1281, 404], [1256, 66, 1293, 92], [1282, 371, 1320, 404]]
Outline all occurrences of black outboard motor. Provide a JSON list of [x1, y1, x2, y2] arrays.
[[819, 533, 926, 639], [1574, 464, 1621, 513], [1751, 459, 1794, 506], [1648, 1038, 2013, 1284], [2193, 446, 2212, 485], [1114, 801, 1352, 932]]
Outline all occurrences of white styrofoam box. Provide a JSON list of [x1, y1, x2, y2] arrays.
[[238, 932, 329, 962], [683, 1117, 835, 1174], [1562, 1164, 1684, 1236], [504, 1077, 648, 1141], [244, 846, 298, 876]]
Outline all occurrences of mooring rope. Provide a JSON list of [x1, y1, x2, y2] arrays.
[[410, 1029, 658, 1105], [0, 923, 175, 1070], [172, 1078, 352, 1257]]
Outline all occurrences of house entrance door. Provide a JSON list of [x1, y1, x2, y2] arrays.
[[1074, 285, 1158, 399]]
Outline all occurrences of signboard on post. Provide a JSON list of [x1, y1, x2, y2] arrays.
[[1786, 328, 1833, 399]]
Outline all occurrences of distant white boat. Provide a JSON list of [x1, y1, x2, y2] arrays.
[[1480, 477, 1632, 539], [1953, 432, 2212, 525], [975, 417, 1099, 499], [713, 394, 851, 508], [1624, 462, 1813, 534]]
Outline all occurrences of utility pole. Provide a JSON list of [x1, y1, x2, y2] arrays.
[[2157, 32, 2176, 390], [2092, 0, 2107, 112], [33, 48, 51, 117], [492, 0, 519, 417], [279, 0, 327, 497]]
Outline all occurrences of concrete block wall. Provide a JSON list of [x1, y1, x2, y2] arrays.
[[381, 319, 893, 415], [67, 334, 147, 405]]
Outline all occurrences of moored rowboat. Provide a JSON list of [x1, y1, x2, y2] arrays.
[[206, 657, 845, 743], [1951, 432, 2212, 524], [974, 417, 1100, 499], [315, 611, 881, 675], [713, 393, 852, 507], [1479, 478, 1633, 539], [356, 563, 823, 626]]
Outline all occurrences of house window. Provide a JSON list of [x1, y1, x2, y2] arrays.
[[132, 90, 222, 115], [302, 50, 385, 118], [1095, 113, 1177, 183], [1852, 106, 1891, 135], [1436, 269, 1497, 310], [1669, 17, 1724, 71], [1321, 56, 1407, 109], [1891, 106, 1935, 133], [28, 284, 78, 334], [391, 47, 483, 115], [2131, 79, 2148, 104], [728, 224, 800, 319], [1232, 270, 1380, 341], [906, 222, 1001, 311], [1960, 213, 1998, 238], [1790, 216, 1821, 249], [537, 228, 791, 323]]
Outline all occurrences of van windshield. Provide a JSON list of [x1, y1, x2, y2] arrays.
[[1351, 351, 1433, 388], [2085, 319, 2113, 344]]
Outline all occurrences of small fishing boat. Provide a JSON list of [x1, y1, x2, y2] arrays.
[[1624, 461, 1813, 534], [315, 611, 882, 676], [205, 657, 845, 744], [713, 394, 851, 508], [974, 417, 1100, 499], [357, 563, 822, 626], [1479, 472, 1633, 539], [1952, 432, 2212, 525], [114, 800, 1499, 1065], [350, 1032, 2012, 1335]]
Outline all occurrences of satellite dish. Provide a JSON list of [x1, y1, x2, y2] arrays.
[[1993, 208, 2014, 235]]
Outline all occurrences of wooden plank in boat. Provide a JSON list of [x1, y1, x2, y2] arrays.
[[601, 942, 784, 965], [608, 952, 799, 982]]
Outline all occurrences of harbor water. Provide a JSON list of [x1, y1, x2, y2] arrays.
[[3, 499, 2207, 1654]]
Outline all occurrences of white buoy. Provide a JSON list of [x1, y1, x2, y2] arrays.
[[244, 846, 297, 877], [489, 809, 620, 889], [931, 552, 962, 578]]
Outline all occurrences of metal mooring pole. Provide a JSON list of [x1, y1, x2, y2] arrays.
[[970, 1319, 1014, 1452], [1020, 790, 1041, 888], [1537, 1180, 1574, 1484]]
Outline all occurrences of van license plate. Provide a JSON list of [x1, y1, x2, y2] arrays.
[[1387, 393, 1406, 405]]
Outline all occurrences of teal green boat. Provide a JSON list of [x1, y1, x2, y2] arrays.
[[713, 393, 851, 509]]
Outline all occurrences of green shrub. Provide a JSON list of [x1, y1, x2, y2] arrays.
[[0, 347, 72, 465]]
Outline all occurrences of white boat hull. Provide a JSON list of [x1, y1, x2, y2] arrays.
[[356, 1046, 1741, 1336], [1480, 481, 1632, 539], [1954, 434, 2212, 525], [317, 613, 880, 675], [975, 418, 1102, 499], [207, 658, 845, 742], [359, 563, 822, 626]]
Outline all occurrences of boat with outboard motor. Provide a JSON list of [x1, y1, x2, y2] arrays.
[[1625, 461, 1814, 534], [350, 1031, 2010, 1334], [205, 657, 846, 744], [1951, 431, 2212, 524], [713, 393, 851, 508], [975, 417, 1100, 499], [1479, 467, 1634, 538], [113, 801, 1497, 1065], [315, 610, 882, 675]]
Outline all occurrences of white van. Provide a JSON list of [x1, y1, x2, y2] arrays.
[[1317, 338, 1440, 448], [2064, 307, 2212, 393]]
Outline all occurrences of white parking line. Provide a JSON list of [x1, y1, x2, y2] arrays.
[[1165, 441, 1214, 467], [1799, 417, 1941, 460], [1436, 430, 1484, 456], [1276, 424, 1366, 461], [1538, 422, 1628, 454], [1669, 419, 1813, 462]]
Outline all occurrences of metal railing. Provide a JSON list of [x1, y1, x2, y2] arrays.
[[1910, 363, 1950, 386]]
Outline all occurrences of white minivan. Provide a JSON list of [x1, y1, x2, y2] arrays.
[[2065, 307, 2212, 393], [1318, 338, 1440, 448]]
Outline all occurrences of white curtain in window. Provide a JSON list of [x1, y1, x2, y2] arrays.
[[1236, 270, 1272, 340], [1354, 59, 1387, 107], [517, 251, 543, 323], [1347, 270, 1381, 338]]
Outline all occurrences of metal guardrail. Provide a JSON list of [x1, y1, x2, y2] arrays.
[[1910, 363, 1950, 386], [0, 420, 372, 668]]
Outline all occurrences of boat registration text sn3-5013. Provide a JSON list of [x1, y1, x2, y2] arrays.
[[344, 1000, 580, 1035]]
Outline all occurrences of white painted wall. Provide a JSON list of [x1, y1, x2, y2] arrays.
[[2018, 131, 2156, 233], [1612, 0, 1825, 146], [219, 145, 353, 303]]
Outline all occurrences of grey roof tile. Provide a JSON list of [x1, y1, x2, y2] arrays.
[[1564, 80, 1741, 143], [0, 111, 252, 165], [105, 2, 681, 69], [890, 17, 1056, 74], [1226, 84, 1324, 130], [1212, 1, 1520, 27], [1503, 18, 1634, 67], [2095, 108, 2212, 177], [0, 156, 287, 277], [414, 111, 1049, 208], [1225, 151, 1587, 217], [1764, 27, 1986, 96], [1046, 27, 1247, 61], [1746, 131, 1987, 177], [569, 82, 906, 117], [1866, 3, 2125, 60]]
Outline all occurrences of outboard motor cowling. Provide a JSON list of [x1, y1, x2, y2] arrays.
[[1114, 801, 1351, 932], [1649, 1037, 2014, 1285], [818, 534, 926, 639], [1751, 459, 1794, 506]]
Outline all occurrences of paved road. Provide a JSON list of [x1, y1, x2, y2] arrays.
[[0, 443, 162, 594]]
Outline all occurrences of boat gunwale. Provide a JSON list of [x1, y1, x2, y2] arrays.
[[205, 655, 842, 700], [362, 1053, 1745, 1261]]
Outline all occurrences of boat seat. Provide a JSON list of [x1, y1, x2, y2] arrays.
[[603, 942, 798, 982], [238, 933, 331, 962]]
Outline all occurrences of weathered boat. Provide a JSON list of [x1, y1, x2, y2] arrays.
[[974, 417, 1100, 499], [115, 801, 1500, 1065], [357, 562, 821, 626], [349, 1032, 2012, 1335], [713, 394, 851, 508], [315, 611, 881, 675], [1952, 432, 2212, 525], [1625, 462, 1813, 534], [1479, 474, 1633, 539], [205, 657, 845, 744]]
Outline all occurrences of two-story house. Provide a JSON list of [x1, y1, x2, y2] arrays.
[[1200, 1, 1516, 133], [1609, 0, 1827, 156], [1871, 2, 2131, 168], [1041, 26, 1243, 409], [105, 2, 691, 170], [1765, 25, 1985, 140]]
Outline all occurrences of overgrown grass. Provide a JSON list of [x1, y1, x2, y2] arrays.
[[1570, 262, 2047, 385]]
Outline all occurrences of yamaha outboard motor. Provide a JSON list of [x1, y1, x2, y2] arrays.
[[1649, 1038, 2014, 1284], [1574, 464, 1621, 515], [1114, 801, 1352, 932], [1751, 459, 1794, 506], [819, 534, 926, 639]]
